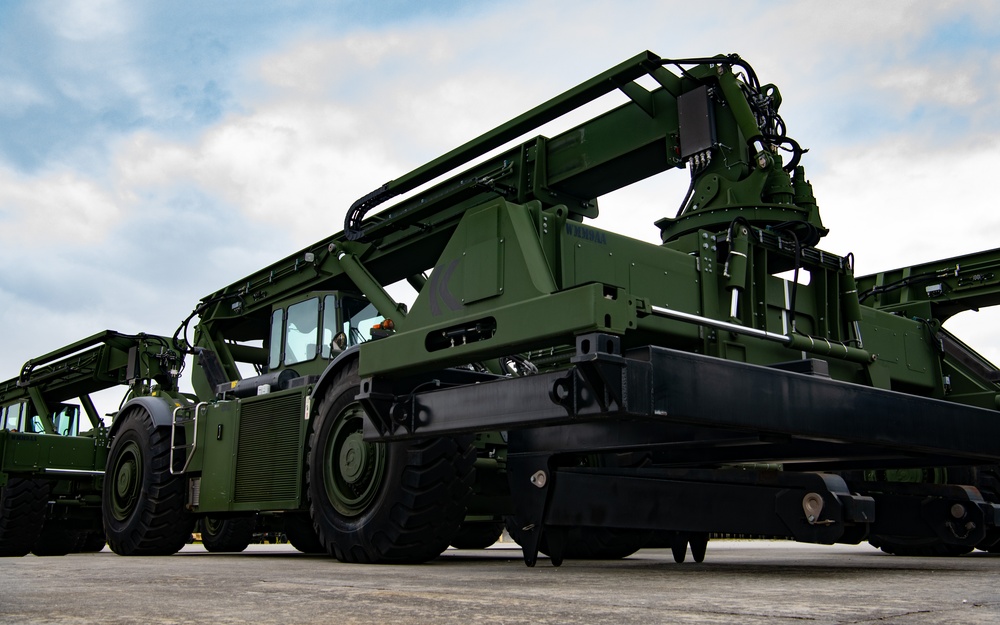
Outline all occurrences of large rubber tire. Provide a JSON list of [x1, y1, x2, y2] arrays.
[[200, 515, 256, 553], [283, 513, 326, 554], [972, 465, 1000, 552], [0, 478, 50, 557], [77, 530, 107, 553], [869, 536, 974, 557], [868, 467, 977, 557], [450, 520, 504, 549], [102, 405, 194, 555], [505, 517, 648, 560], [30, 521, 81, 557], [306, 361, 475, 564]]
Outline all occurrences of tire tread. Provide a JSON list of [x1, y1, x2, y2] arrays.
[[0, 478, 50, 557]]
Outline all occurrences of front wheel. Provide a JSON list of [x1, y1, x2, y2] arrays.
[[505, 517, 648, 560], [306, 361, 475, 563], [102, 405, 194, 555]]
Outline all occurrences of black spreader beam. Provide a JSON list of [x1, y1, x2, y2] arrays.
[[362, 345, 1000, 465]]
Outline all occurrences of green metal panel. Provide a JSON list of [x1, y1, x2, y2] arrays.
[[193, 389, 306, 512], [233, 390, 305, 508], [194, 401, 238, 510], [1, 431, 102, 473], [359, 197, 644, 377], [457, 205, 504, 305], [461, 238, 504, 305]]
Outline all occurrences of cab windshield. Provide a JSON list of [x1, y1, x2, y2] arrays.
[[269, 293, 385, 368]]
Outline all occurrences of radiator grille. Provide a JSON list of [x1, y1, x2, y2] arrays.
[[233, 393, 303, 503]]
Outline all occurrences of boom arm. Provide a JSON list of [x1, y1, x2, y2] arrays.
[[858, 247, 1000, 322], [187, 52, 824, 385], [1, 331, 182, 431], [344, 51, 818, 244]]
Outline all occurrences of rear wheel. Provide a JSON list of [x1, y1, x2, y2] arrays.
[[306, 361, 475, 563], [283, 513, 325, 554], [0, 478, 49, 557], [77, 530, 107, 553], [868, 467, 977, 557], [102, 405, 194, 555], [972, 465, 1000, 552], [30, 520, 81, 556], [505, 517, 648, 560], [450, 520, 505, 549], [200, 515, 256, 553], [869, 536, 974, 557]]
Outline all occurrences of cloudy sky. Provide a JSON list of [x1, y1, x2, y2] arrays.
[[3, 0, 1000, 402]]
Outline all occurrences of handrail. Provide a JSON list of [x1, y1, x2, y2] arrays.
[[170, 402, 203, 476]]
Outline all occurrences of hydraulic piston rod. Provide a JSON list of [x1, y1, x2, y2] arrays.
[[648, 305, 873, 364]]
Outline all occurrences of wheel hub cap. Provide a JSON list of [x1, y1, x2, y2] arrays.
[[340, 433, 367, 483], [110, 441, 142, 521], [325, 404, 387, 516]]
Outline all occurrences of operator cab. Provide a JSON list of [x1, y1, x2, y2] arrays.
[[1, 401, 80, 436], [267, 291, 383, 374]]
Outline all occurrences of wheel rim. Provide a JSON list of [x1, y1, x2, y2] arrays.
[[324, 403, 386, 517], [110, 440, 143, 522], [204, 517, 223, 536]]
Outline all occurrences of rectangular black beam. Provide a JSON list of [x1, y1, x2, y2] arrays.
[[643, 347, 1000, 462], [541, 467, 871, 544], [362, 346, 1000, 464]]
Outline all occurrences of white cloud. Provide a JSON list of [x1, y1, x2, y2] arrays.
[[113, 101, 400, 248], [818, 136, 1000, 273], [0, 166, 123, 242], [0, 80, 49, 116], [877, 66, 981, 109], [36, 0, 134, 42], [256, 31, 450, 98], [25, 0, 174, 126]]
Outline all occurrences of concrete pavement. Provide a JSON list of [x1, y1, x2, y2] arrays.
[[2, 541, 998, 624]]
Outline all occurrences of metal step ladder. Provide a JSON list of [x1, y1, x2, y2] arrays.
[[169, 402, 204, 475]]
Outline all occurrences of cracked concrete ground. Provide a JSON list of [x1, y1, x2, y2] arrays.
[[2, 541, 998, 624]]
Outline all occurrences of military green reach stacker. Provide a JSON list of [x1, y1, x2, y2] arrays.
[[0, 331, 181, 556], [4, 51, 1000, 565]]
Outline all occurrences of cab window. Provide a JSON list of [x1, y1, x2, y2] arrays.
[[2, 402, 26, 431], [52, 405, 80, 436], [268, 308, 284, 370], [343, 299, 382, 347], [284, 298, 320, 366], [321, 295, 342, 358]]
